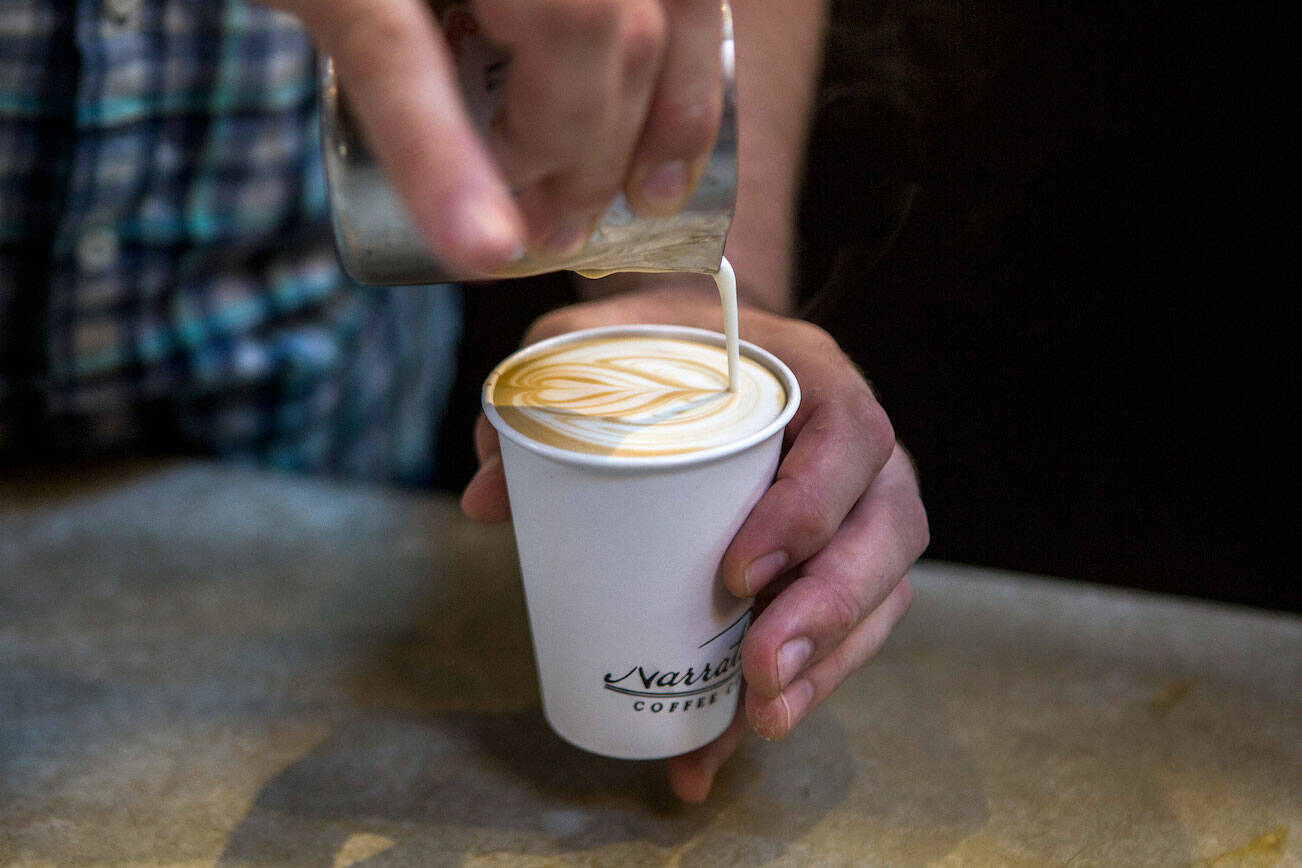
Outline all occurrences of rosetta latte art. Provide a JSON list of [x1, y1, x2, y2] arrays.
[[487, 336, 786, 457]]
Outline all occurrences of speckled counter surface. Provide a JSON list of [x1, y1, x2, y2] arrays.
[[2, 462, 1299, 866]]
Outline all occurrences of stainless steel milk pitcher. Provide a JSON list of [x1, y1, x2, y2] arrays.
[[319, 1, 738, 285]]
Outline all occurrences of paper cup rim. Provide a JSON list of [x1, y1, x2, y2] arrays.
[[481, 324, 800, 472]]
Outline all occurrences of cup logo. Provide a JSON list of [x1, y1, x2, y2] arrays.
[[601, 609, 750, 714]]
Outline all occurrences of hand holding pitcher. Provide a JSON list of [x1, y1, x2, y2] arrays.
[[273, 0, 734, 279]]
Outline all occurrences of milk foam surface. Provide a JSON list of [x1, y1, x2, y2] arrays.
[[486, 335, 786, 458]]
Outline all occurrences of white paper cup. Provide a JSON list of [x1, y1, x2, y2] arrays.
[[482, 325, 800, 759]]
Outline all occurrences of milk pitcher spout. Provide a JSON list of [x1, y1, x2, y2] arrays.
[[319, 1, 737, 285]]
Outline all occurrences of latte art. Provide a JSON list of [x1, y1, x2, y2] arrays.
[[486, 336, 786, 457]]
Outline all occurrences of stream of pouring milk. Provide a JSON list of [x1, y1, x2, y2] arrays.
[[715, 257, 739, 392], [577, 256, 740, 392]]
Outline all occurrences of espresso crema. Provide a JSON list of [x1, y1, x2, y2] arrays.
[[486, 335, 786, 458]]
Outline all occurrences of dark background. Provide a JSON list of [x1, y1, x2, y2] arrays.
[[439, 2, 1295, 611]]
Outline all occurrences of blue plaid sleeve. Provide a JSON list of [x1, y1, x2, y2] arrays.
[[0, 0, 463, 486]]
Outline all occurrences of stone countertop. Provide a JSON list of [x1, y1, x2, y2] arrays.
[[1, 462, 1298, 866]]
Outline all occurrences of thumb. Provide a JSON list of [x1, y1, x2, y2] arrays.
[[664, 705, 749, 802]]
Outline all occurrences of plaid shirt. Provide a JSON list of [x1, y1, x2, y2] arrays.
[[0, 0, 461, 484]]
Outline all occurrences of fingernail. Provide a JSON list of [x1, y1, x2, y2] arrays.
[[468, 198, 525, 264], [780, 679, 815, 731], [777, 637, 814, 690], [540, 215, 593, 255], [638, 160, 688, 209], [741, 551, 788, 596]]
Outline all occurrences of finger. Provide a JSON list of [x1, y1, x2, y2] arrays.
[[741, 445, 928, 699], [721, 377, 896, 599], [626, 0, 724, 215], [480, 0, 667, 252], [471, 410, 500, 465], [747, 576, 914, 740], [298, 0, 524, 273], [460, 414, 511, 523], [479, 0, 622, 187], [664, 702, 749, 803]]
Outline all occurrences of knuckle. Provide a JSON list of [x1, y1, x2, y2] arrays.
[[652, 94, 720, 156], [820, 391, 893, 467], [792, 320, 851, 366], [823, 379, 892, 450], [897, 575, 916, 612], [796, 320, 839, 352], [854, 395, 895, 454], [903, 494, 931, 558], [553, 0, 620, 35], [620, 3, 667, 69], [881, 454, 930, 559], [911, 494, 932, 556], [814, 577, 865, 638], [777, 478, 836, 552]]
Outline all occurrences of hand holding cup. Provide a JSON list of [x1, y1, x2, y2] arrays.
[[464, 285, 929, 801]]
